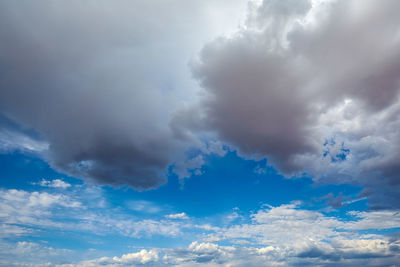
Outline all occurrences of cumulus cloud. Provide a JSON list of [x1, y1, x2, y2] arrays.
[[189, 0, 400, 208], [165, 212, 189, 220], [0, 0, 246, 190], [173, 155, 205, 180], [39, 179, 71, 189], [61, 235, 400, 266]]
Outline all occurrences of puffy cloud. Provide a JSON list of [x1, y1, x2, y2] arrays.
[[172, 140, 229, 181], [69, 249, 160, 267], [113, 249, 159, 265], [0, 0, 246, 190], [209, 203, 400, 245], [189, 0, 400, 208], [61, 238, 400, 267], [173, 155, 205, 180], [165, 212, 189, 220], [39, 179, 71, 189]]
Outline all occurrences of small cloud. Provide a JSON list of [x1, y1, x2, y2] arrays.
[[202, 140, 228, 157], [165, 212, 189, 220], [39, 179, 71, 189], [126, 200, 161, 214], [254, 165, 267, 175], [173, 155, 205, 180]]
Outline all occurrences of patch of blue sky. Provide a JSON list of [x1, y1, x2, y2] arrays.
[[323, 137, 350, 162], [126, 152, 312, 217], [0, 151, 367, 218], [0, 152, 82, 190]]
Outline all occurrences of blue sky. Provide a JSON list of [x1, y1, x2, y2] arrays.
[[1, 0, 400, 266]]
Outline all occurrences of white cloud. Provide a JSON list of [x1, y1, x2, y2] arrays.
[[0, 224, 31, 238], [49, 203, 400, 267], [0, 189, 83, 237], [126, 200, 161, 214], [0, 128, 48, 153], [173, 155, 205, 180], [114, 249, 159, 264], [0, 240, 73, 267], [39, 179, 71, 189], [165, 212, 189, 220], [0, 187, 197, 240]]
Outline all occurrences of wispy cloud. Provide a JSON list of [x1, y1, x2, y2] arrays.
[[165, 212, 189, 220]]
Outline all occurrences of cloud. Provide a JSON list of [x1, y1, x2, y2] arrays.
[[173, 155, 205, 180], [67, 249, 159, 267], [0, 224, 31, 238], [209, 203, 400, 247], [0, 0, 246, 190], [165, 212, 189, 220], [60, 237, 400, 267], [0, 186, 196, 240], [172, 140, 229, 181], [2, 199, 400, 266], [0, 189, 83, 235], [0, 240, 75, 267], [188, 0, 400, 208], [126, 200, 162, 214], [0, 115, 48, 154], [39, 179, 71, 189]]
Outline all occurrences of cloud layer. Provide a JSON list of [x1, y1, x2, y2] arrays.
[[1, 182, 399, 266], [36, 203, 400, 266]]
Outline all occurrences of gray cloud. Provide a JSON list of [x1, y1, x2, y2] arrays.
[[0, 0, 247, 189], [189, 0, 400, 208], [0, 0, 188, 189]]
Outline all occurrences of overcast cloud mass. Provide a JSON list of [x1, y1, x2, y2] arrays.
[[1, 0, 400, 266]]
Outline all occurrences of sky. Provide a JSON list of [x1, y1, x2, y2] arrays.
[[0, 0, 400, 266]]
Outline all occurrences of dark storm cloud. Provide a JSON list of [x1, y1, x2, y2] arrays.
[[0, 0, 228, 189], [190, 0, 400, 207]]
